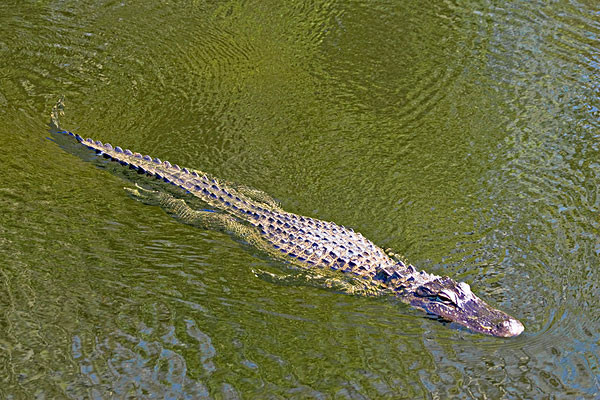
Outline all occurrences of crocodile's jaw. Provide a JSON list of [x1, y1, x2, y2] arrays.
[[406, 276, 524, 337]]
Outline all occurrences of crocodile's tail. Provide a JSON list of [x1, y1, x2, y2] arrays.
[[50, 95, 65, 131], [51, 98, 189, 184], [49, 97, 261, 218]]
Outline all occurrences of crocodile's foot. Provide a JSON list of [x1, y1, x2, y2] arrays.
[[233, 184, 283, 211], [385, 248, 409, 265], [124, 183, 162, 206], [252, 268, 372, 295], [252, 268, 330, 287]]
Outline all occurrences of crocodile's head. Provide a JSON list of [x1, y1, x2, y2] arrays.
[[408, 276, 524, 337]]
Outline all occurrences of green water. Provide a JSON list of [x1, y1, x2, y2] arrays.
[[1, 0, 599, 398]]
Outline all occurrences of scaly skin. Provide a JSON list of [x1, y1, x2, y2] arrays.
[[50, 98, 524, 337]]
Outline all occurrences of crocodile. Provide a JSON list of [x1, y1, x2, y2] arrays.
[[49, 98, 524, 338]]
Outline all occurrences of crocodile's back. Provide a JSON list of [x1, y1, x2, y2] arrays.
[[249, 208, 394, 275], [69, 133, 395, 275]]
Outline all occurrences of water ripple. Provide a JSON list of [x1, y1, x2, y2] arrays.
[[1, 0, 600, 397]]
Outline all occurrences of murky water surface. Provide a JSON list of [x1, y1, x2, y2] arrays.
[[1, 0, 599, 398]]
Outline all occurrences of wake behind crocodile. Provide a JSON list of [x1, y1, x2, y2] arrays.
[[49, 98, 524, 338]]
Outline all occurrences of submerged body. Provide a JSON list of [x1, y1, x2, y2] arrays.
[[50, 99, 523, 337]]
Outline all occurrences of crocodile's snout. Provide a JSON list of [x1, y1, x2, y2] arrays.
[[408, 276, 524, 337], [497, 318, 524, 337]]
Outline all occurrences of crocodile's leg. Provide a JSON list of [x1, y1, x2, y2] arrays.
[[231, 184, 283, 211], [251, 268, 372, 295], [184, 169, 282, 211], [126, 185, 246, 231], [385, 248, 408, 266], [125, 185, 277, 255]]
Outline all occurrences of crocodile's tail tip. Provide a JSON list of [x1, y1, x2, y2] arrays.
[[50, 95, 66, 130], [50, 96, 87, 144]]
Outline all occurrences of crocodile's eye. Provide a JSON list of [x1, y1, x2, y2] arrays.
[[436, 291, 457, 306]]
